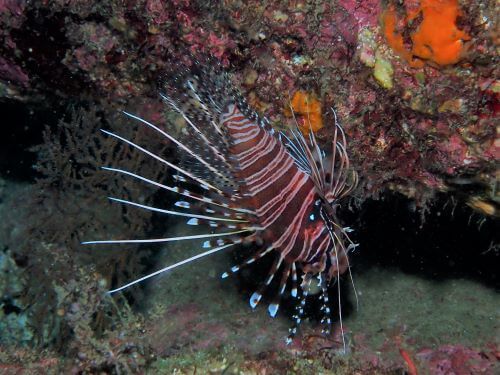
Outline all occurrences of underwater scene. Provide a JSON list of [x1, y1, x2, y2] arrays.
[[0, 1, 498, 374]]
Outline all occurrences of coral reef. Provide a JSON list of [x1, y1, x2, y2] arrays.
[[0, 0, 497, 211], [0, 0, 498, 373]]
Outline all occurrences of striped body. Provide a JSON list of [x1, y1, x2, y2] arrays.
[[223, 104, 336, 269]]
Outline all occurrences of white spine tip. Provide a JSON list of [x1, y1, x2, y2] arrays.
[[268, 303, 279, 318], [249, 292, 262, 309], [221, 272, 229, 279], [187, 218, 199, 225], [175, 201, 190, 208], [202, 241, 211, 248]]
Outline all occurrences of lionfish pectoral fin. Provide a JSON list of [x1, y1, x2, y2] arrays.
[[247, 255, 283, 311], [264, 261, 292, 318], [220, 244, 274, 279], [318, 273, 332, 335], [121, 110, 232, 185], [286, 275, 311, 345], [106, 241, 241, 294], [99, 129, 225, 195]]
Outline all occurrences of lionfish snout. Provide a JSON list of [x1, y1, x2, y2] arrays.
[[83, 57, 359, 348]]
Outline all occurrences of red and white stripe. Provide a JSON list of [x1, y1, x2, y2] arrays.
[[221, 104, 331, 264]]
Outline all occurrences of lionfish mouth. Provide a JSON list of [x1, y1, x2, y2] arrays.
[[83, 57, 359, 348]]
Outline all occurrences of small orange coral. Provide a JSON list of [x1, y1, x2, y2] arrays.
[[383, 0, 470, 67], [285, 91, 323, 135]]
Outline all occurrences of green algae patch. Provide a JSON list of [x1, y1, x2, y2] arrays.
[[358, 28, 377, 68], [373, 51, 394, 89]]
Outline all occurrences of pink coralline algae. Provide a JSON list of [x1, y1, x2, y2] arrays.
[[0, 56, 29, 87], [145, 0, 171, 25], [417, 344, 499, 374], [0, 0, 25, 17], [338, 0, 382, 28], [184, 29, 236, 63]]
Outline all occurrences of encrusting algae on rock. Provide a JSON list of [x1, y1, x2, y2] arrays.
[[382, 0, 471, 67]]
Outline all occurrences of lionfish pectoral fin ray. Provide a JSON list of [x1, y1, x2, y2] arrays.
[[121, 111, 233, 182], [101, 166, 250, 215], [266, 261, 292, 318], [106, 241, 241, 294], [267, 303, 279, 318], [249, 291, 262, 309], [81, 229, 252, 245], [220, 244, 275, 279], [183, 79, 227, 137], [286, 276, 311, 344], [106, 196, 248, 223], [248, 255, 283, 311], [100, 129, 224, 195], [159, 92, 230, 163]]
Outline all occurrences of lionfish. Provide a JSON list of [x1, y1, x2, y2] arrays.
[[84, 58, 359, 345]]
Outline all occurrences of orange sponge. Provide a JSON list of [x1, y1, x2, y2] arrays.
[[383, 0, 470, 67], [285, 91, 323, 135]]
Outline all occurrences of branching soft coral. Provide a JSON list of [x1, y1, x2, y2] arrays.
[[6, 106, 167, 348]]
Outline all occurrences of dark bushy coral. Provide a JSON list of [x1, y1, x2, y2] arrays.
[[0, 105, 167, 353]]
